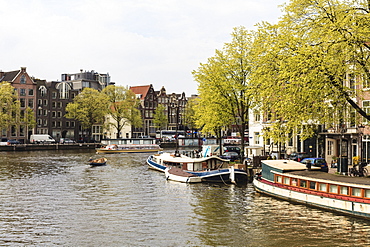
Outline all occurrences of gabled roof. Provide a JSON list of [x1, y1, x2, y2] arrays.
[[0, 70, 20, 82], [130, 85, 151, 100]]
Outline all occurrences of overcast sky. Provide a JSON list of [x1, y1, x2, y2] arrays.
[[0, 0, 286, 95]]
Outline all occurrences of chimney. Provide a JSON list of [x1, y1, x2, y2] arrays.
[[21, 67, 26, 73]]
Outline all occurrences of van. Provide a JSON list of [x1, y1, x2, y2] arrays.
[[30, 134, 56, 144]]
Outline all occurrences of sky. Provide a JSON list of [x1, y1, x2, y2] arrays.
[[0, 0, 287, 96]]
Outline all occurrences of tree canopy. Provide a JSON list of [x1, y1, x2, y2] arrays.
[[65, 87, 109, 141], [0, 82, 35, 134], [250, 0, 370, 141], [193, 26, 256, 158], [102, 85, 142, 138], [153, 103, 168, 130]]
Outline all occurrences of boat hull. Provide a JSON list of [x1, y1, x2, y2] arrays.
[[96, 149, 162, 154], [253, 178, 370, 219]]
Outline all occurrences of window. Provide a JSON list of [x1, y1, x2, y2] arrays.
[[19, 126, 25, 137], [52, 111, 56, 118], [340, 186, 349, 195], [365, 190, 370, 198], [352, 188, 362, 197], [39, 86, 47, 97], [66, 121, 70, 128], [276, 175, 282, 183], [283, 177, 290, 185], [309, 181, 316, 190], [318, 183, 327, 192], [11, 126, 16, 136], [299, 180, 307, 188], [329, 185, 338, 193], [37, 119, 42, 127], [254, 132, 260, 145], [52, 92, 57, 99], [43, 99, 48, 106], [291, 178, 298, 186], [52, 102, 56, 108], [57, 111, 62, 118], [20, 75, 26, 84], [327, 140, 334, 156], [20, 98, 26, 108], [364, 101, 370, 123], [71, 121, 75, 127], [20, 89, 26, 96], [28, 89, 34, 96], [57, 102, 62, 108], [28, 99, 34, 108], [56, 82, 71, 99]]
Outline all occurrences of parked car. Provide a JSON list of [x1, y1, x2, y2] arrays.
[[219, 152, 240, 162], [288, 152, 311, 162], [300, 158, 329, 172], [223, 146, 241, 155], [60, 138, 75, 144]]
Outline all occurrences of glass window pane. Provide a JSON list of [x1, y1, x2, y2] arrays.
[[352, 188, 362, 197], [340, 186, 349, 195], [329, 185, 338, 193]]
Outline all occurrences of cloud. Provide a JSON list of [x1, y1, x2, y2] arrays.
[[0, 0, 286, 95]]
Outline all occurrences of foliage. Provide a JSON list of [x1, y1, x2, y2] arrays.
[[193, 26, 256, 158], [153, 103, 167, 130], [0, 82, 35, 133], [182, 98, 198, 134], [250, 0, 370, 142], [65, 87, 109, 140], [102, 85, 142, 138]]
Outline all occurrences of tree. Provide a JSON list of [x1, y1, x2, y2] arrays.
[[0, 82, 35, 136], [250, 0, 370, 142], [65, 87, 109, 141], [193, 26, 256, 159], [102, 85, 142, 138], [153, 103, 168, 130], [182, 98, 198, 138]]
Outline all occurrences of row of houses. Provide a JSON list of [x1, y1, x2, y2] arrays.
[[0, 67, 195, 144], [2, 67, 369, 167]]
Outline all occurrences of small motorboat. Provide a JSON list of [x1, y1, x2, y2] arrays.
[[89, 157, 107, 166]]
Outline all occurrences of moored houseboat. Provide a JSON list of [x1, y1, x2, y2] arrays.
[[147, 152, 248, 184], [253, 159, 370, 219], [96, 144, 163, 154]]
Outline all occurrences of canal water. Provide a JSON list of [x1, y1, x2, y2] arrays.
[[1, 149, 370, 246]]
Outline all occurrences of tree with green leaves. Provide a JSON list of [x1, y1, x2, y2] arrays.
[[182, 98, 198, 138], [153, 103, 168, 131], [102, 85, 142, 138], [250, 0, 370, 143], [193, 26, 256, 159], [65, 87, 109, 141], [0, 82, 35, 136]]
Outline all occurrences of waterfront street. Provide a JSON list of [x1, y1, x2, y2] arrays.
[[1, 149, 370, 246]]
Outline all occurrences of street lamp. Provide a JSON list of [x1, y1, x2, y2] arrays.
[[171, 102, 180, 155]]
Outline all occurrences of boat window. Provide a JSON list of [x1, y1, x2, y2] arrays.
[[309, 181, 316, 190], [283, 177, 290, 185], [365, 190, 370, 198], [299, 180, 307, 188], [351, 188, 362, 197], [329, 184, 338, 193], [291, 178, 298, 186], [276, 175, 282, 183], [318, 183, 327, 192], [340, 186, 349, 195]]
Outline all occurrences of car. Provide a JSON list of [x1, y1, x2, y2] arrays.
[[223, 146, 241, 155], [288, 152, 311, 162], [300, 158, 329, 172], [219, 152, 240, 162], [6, 139, 21, 145], [60, 138, 75, 144]]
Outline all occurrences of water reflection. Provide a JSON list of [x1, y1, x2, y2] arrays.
[[0, 150, 370, 246]]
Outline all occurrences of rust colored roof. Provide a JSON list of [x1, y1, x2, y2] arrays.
[[130, 85, 151, 100]]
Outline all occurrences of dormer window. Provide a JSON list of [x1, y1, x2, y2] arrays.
[[39, 86, 47, 97], [56, 82, 71, 99]]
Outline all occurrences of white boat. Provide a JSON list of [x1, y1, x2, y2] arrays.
[[253, 159, 370, 219], [96, 144, 163, 154], [147, 152, 248, 184]]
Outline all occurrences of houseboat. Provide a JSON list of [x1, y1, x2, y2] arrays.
[[147, 152, 248, 184], [96, 144, 162, 154], [253, 159, 370, 219]]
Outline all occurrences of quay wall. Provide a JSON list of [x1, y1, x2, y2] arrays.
[[0, 143, 101, 152]]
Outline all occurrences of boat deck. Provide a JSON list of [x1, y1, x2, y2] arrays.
[[290, 170, 370, 186], [167, 167, 198, 177]]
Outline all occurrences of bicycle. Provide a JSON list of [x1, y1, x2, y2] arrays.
[[349, 162, 368, 177]]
